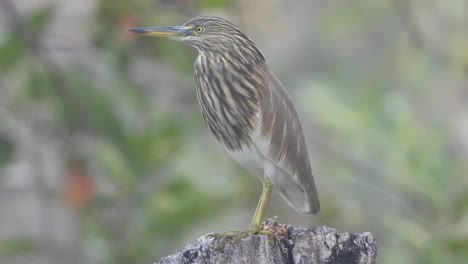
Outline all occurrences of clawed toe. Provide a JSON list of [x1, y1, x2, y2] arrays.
[[211, 225, 275, 251]]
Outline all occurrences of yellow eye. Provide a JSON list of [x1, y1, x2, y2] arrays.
[[196, 26, 204, 33]]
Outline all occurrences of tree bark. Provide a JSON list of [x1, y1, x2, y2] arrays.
[[158, 220, 377, 264]]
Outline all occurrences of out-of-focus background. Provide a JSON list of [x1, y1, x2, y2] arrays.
[[0, 0, 467, 263]]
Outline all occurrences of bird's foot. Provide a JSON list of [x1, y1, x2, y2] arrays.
[[210, 224, 275, 250]]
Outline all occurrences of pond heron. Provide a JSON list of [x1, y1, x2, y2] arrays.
[[129, 16, 320, 240]]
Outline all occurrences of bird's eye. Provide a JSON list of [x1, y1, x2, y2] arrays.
[[196, 26, 204, 33]]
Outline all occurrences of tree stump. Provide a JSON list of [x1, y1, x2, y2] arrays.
[[158, 220, 377, 264]]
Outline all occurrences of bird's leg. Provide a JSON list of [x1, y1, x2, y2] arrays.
[[213, 178, 274, 247], [249, 177, 272, 231]]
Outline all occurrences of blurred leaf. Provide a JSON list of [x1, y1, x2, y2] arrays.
[[200, 0, 230, 9], [0, 239, 38, 255], [320, 1, 389, 34], [71, 80, 123, 136], [142, 177, 225, 237], [0, 6, 53, 72], [97, 142, 135, 192], [24, 67, 52, 99], [129, 117, 183, 169], [59, 74, 129, 153], [98, 0, 135, 19], [455, 190, 468, 218], [0, 31, 26, 72], [28, 5, 55, 34], [0, 135, 14, 168]]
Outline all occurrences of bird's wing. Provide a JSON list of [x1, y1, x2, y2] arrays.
[[253, 66, 320, 214]]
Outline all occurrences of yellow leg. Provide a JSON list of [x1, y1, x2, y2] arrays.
[[250, 177, 272, 228], [213, 178, 274, 247]]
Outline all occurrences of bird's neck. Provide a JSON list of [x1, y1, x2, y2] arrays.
[[197, 49, 266, 77]]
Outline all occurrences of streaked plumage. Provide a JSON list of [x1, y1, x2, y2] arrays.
[[188, 16, 319, 214], [128, 16, 319, 228]]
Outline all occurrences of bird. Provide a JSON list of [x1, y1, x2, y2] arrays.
[[128, 16, 320, 240]]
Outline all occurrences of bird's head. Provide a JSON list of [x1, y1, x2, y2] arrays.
[[128, 16, 264, 59]]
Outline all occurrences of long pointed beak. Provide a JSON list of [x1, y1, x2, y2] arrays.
[[127, 26, 193, 37]]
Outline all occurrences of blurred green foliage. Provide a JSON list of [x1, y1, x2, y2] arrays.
[[0, 1, 467, 264], [0, 135, 13, 167], [303, 81, 467, 263], [0, 31, 25, 71], [0, 1, 231, 263], [0, 239, 39, 256]]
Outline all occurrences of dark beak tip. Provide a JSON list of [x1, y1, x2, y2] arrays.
[[127, 28, 144, 34], [127, 26, 187, 37]]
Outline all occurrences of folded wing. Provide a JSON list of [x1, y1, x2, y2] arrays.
[[255, 66, 320, 214]]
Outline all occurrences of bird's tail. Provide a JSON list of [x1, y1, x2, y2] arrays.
[[272, 169, 320, 215]]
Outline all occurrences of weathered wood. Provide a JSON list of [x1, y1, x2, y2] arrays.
[[158, 220, 377, 264]]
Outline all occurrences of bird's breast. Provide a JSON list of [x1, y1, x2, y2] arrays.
[[194, 55, 264, 152]]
